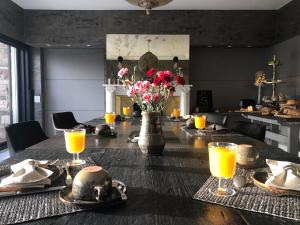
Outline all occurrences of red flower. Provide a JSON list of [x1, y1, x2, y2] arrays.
[[157, 71, 164, 79], [146, 68, 156, 78], [153, 93, 160, 102], [153, 76, 163, 86], [176, 75, 185, 85], [158, 71, 173, 84]]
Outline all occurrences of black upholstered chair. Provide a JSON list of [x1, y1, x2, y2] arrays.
[[52, 112, 81, 134], [206, 113, 228, 126], [5, 121, 48, 156], [233, 121, 266, 142]]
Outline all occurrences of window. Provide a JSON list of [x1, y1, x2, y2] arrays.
[[0, 42, 18, 145]]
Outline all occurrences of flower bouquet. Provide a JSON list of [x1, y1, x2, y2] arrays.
[[117, 67, 185, 112], [117, 67, 185, 155]]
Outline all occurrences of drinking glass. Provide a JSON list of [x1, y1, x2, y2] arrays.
[[105, 112, 116, 129], [64, 129, 86, 165], [122, 106, 130, 118], [172, 108, 181, 120], [194, 115, 206, 132], [208, 142, 237, 197]]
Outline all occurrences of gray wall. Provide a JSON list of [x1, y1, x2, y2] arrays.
[[44, 48, 105, 136], [266, 35, 300, 101], [0, 0, 24, 41], [31, 47, 44, 127], [190, 47, 267, 111], [276, 0, 300, 43], [23, 10, 275, 48]]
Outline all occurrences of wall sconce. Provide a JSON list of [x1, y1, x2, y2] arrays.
[[117, 56, 124, 69], [173, 56, 179, 69]]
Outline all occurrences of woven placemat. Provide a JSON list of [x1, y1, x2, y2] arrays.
[[0, 158, 96, 225], [181, 126, 243, 137], [193, 168, 300, 221]]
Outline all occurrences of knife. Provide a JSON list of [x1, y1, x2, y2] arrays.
[[0, 185, 66, 198]]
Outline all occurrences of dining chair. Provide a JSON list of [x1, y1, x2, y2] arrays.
[[233, 121, 266, 141], [206, 113, 228, 126], [5, 120, 48, 156], [52, 111, 81, 135]]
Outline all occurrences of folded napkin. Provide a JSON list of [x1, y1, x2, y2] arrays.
[[0, 159, 53, 188], [200, 124, 228, 133], [207, 124, 227, 131], [266, 159, 300, 191]]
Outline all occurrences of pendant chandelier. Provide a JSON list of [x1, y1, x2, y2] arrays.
[[126, 0, 173, 15]]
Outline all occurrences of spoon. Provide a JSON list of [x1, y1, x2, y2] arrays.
[[64, 163, 72, 186]]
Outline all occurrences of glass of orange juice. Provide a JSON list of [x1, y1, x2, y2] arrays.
[[194, 115, 206, 132], [172, 108, 181, 120], [122, 106, 130, 118], [105, 112, 116, 128], [208, 142, 237, 197], [64, 129, 86, 165]]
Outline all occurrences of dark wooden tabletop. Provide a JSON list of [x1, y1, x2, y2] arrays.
[[1, 118, 300, 225]]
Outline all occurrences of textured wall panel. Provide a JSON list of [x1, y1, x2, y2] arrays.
[[276, 0, 300, 43], [24, 10, 276, 47], [0, 0, 24, 41]]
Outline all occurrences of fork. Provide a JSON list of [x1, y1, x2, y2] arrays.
[[64, 163, 72, 186]]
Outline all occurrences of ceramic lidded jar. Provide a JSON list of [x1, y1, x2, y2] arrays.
[[72, 166, 112, 201]]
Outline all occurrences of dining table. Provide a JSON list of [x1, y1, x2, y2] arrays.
[[1, 117, 300, 225]]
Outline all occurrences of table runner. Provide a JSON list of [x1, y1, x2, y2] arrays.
[[180, 126, 243, 137], [193, 168, 300, 221], [0, 157, 96, 225]]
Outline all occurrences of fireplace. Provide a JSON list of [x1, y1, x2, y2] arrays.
[[103, 84, 192, 116]]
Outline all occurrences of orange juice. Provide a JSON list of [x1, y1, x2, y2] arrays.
[[172, 108, 181, 118], [208, 143, 237, 178], [123, 107, 130, 116], [105, 112, 115, 124], [194, 138, 205, 148], [195, 115, 206, 129], [65, 130, 86, 153]]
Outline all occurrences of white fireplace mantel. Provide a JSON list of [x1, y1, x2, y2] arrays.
[[103, 84, 192, 116]]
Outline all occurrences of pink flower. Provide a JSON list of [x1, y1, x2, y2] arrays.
[[146, 68, 156, 78], [127, 86, 136, 97], [142, 93, 152, 102], [153, 93, 160, 102], [141, 81, 151, 90], [134, 81, 143, 91], [118, 68, 128, 78]]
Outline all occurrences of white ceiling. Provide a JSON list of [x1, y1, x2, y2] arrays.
[[11, 0, 292, 10]]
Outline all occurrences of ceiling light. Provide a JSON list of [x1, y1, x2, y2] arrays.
[[86, 44, 91, 47], [126, 0, 173, 15], [66, 44, 71, 47]]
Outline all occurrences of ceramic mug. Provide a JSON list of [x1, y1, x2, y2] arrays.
[[237, 144, 259, 166], [72, 166, 112, 201]]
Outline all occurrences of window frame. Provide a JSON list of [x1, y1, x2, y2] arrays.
[[0, 33, 33, 150]]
